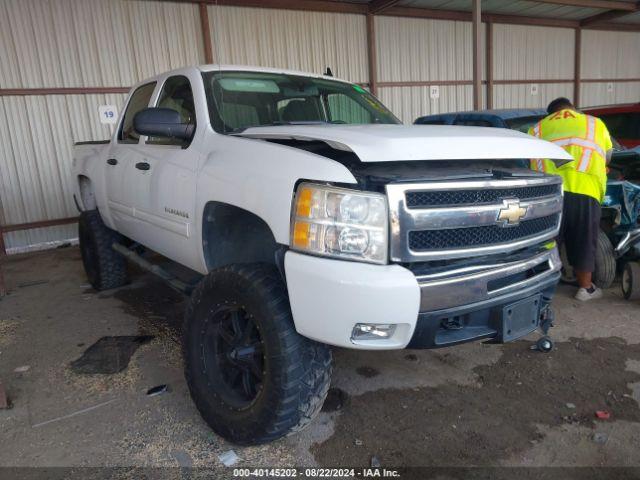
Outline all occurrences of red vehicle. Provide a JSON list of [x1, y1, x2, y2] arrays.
[[584, 103, 640, 148]]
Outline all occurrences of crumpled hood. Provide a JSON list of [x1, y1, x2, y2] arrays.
[[236, 124, 573, 164]]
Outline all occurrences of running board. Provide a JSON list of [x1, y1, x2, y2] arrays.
[[111, 243, 194, 295]]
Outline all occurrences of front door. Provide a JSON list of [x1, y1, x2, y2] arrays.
[[126, 75, 200, 270]]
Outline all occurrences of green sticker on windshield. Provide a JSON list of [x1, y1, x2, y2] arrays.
[[353, 84, 367, 94]]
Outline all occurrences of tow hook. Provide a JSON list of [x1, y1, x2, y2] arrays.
[[531, 306, 555, 353], [441, 316, 464, 330], [531, 336, 554, 353]]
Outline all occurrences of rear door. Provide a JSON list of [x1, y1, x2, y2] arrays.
[[105, 82, 156, 236]]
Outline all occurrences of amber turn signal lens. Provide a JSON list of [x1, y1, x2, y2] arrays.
[[296, 187, 313, 218], [292, 221, 311, 248]]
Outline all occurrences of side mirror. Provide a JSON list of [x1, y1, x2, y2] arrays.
[[133, 107, 194, 140]]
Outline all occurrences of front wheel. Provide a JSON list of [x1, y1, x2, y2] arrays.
[[183, 264, 332, 445]]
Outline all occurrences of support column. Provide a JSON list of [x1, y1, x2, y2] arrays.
[[0, 230, 6, 297], [486, 21, 493, 109], [199, 3, 214, 64], [366, 13, 378, 96], [472, 0, 482, 109], [574, 27, 581, 107]]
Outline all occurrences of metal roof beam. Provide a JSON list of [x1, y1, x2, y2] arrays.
[[171, 0, 370, 14], [383, 6, 581, 28], [581, 1, 640, 26], [532, 0, 637, 10], [369, 0, 402, 15], [586, 20, 640, 29], [158, 0, 640, 30]]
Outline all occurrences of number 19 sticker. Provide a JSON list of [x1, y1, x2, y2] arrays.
[[98, 105, 117, 125]]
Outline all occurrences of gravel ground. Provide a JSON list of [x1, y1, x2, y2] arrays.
[[1, 247, 640, 479]]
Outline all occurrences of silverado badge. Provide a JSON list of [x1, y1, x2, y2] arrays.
[[497, 199, 527, 226]]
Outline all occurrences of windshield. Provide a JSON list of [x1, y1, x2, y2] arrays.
[[202, 71, 400, 133], [505, 115, 546, 133]]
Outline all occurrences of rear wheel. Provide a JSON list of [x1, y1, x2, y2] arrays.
[[183, 263, 332, 445], [622, 262, 640, 300], [593, 229, 616, 289], [78, 210, 128, 290]]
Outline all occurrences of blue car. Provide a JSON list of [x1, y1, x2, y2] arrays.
[[415, 108, 547, 133], [416, 109, 640, 291]]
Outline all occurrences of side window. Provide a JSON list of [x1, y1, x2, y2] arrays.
[[327, 93, 372, 124], [119, 82, 156, 144], [149, 75, 197, 146]]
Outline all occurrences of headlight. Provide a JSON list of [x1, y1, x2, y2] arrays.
[[291, 183, 388, 264]]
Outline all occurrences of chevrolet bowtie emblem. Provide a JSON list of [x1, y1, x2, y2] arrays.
[[497, 199, 528, 226]]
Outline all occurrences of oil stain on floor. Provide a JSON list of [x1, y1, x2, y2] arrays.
[[70, 335, 154, 374], [312, 337, 640, 467], [110, 278, 186, 340], [322, 388, 350, 412]]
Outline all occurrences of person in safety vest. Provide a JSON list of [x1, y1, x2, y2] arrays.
[[529, 97, 613, 301]]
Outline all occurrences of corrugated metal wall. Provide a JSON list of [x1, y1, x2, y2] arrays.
[[378, 85, 475, 124], [205, 6, 369, 84], [0, 0, 203, 253], [0, 93, 127, 251], [581, 29, 640, 107], [375, 16, 485, 123], [2, 1, 640, 253], [492, 24, 574, 109]]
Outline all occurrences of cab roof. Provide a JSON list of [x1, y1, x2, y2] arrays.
[[197, 64, 354, 85]]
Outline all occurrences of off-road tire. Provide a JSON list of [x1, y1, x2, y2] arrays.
[[183, 263, 332, 445], [594, 229, 616, 289], [78, 210, 128, 291], [622, 262, 640, 300]]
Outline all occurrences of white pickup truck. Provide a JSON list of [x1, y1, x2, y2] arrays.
[[73, 65, 571, 445]]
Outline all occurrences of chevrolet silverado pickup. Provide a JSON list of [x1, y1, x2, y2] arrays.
[[72, 65, 572, 445]]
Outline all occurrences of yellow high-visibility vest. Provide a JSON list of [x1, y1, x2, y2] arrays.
[[528, 109, 612, 202]]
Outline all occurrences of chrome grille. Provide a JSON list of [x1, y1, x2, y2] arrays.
[[386, 176, 563, 262], [409, 214, 559, 251], [405, 184, 560, 208]]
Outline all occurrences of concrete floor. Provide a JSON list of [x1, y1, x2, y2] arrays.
[[1, 247, 640, 475]]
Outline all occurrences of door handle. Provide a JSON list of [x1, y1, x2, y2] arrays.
[[107, 158, 118, 166], [135, 162, 150, 171]]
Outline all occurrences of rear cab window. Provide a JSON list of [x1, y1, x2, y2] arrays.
[[119, 82, 157, 144]]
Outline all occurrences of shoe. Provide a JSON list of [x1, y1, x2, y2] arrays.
[[575, 284, 603, 301]]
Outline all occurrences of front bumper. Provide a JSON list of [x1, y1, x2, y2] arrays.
[[284, 247, 561, 350]]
